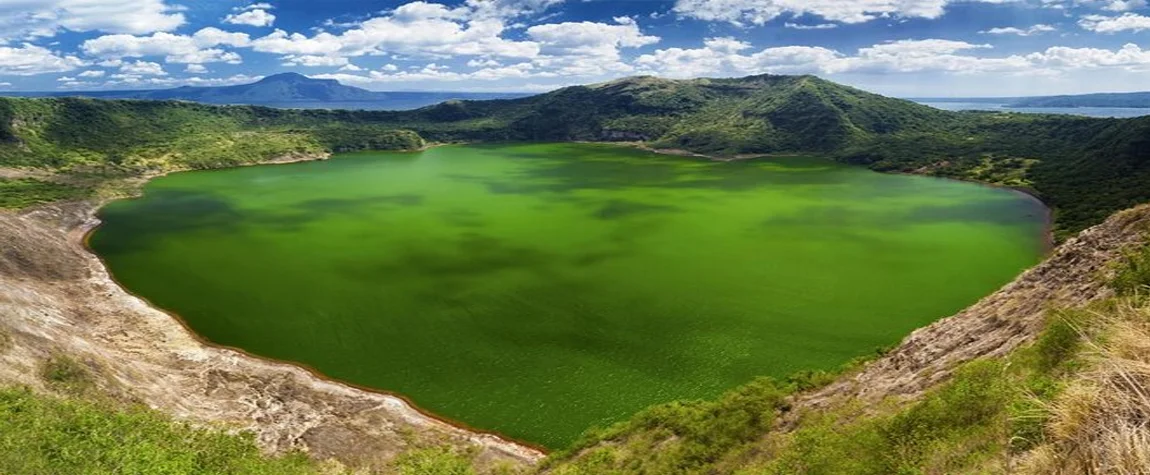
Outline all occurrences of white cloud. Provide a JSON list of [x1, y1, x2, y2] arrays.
[[185, 64, 207, 73], [281, 55, 349, 67], [636, 38, 1034, 78], [980, 24, 1056, 35], [672, 0, 1021, 26], [468, 58, 502, 67], [785, 22, 839, 29], [78, 70, 106, 78], [0, 0, 185, 41], [1102, 0, 1146, 11], [225, 9, 277, 27], [464, 0, 567, 20], [0, 44, 85, 75], [1079, 13, 1150, 32], [119, 60, 166, 76], [250, 15, 538, 60], [0, 82, 11, 87], [314, 61, 543, 85], [1028, 43, 1150, 70], [103, 74, 262, 88], [81, 28, 249, 64]]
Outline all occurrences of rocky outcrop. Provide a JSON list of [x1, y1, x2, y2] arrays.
[[787, 204, 1150, 418], [0, 200, 543, 471]]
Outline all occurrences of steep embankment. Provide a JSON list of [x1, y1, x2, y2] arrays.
[[0, 197, 543, 472], [3, 73, 1150, 472], [541, 204, 1150, 474]]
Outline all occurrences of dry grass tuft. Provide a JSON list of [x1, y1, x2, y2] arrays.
[[1022, 297, 1150, 474]]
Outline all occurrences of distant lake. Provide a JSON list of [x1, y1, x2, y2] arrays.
[[916, 101, 1150, 118], [91, 143, 1046, 448]]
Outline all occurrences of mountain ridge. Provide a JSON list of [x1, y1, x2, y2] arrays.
[[1, 73, 1148, 236], [0, 73, 528, 110]]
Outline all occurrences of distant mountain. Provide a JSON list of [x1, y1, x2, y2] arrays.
[[134, 73, 383, 102], [3, 72, 1150, 236], [913, 91, 1150, 109], [1008, 91, 1150, 108], [1, 73, 528, 110]]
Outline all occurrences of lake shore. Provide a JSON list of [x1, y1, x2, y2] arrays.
[[0, 151, 545, 473], [0, 141, 1057, 469]]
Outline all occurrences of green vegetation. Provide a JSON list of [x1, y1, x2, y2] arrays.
[[0, 387, 330, 475], [1112, 241, 1150, 294], [89, 145, 1044, 447], [0, 178, 89, 208], [542, 234, 1150, 474], [2, 75, 1149, 235], [392, 447, 477, 475], [39, 355, 96, 395]]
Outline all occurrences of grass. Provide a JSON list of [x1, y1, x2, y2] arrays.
[[0, 178, 88, 208], [0, 386, 333, 475], [545, 233, 1150, 474], [1111, 242, 1150, 295], [40, 355, 96, 395], [392, 447, 478, 475]]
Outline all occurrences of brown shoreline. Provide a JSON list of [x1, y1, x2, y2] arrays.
[[64, 141, 1053, 465], [76, 151, 549, 455], [79, 221, 549, 454]]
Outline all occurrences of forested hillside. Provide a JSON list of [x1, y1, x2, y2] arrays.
[[2, 73, 1149, 236]]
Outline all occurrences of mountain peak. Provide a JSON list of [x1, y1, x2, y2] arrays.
[[257, 72, 326, 84]]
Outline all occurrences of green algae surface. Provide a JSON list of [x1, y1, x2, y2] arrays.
[[89, 143, 1047, 448]]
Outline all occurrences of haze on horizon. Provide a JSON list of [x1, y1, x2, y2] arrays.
[[2, 0, 1150, 97]]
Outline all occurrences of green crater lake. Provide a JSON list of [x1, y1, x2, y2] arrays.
[[90, 143, 1047, 448]]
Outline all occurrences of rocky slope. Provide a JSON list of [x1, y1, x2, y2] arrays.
[[542, 204, 1150, 473], [0, 199, 543, 472]]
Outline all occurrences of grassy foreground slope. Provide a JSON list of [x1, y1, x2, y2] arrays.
[[541, 208, 1150, 474], [4, 74, 1150, 236], [2, 75, 1149, 473]]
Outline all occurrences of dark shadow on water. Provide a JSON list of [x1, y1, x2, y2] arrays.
[[93, 189, 244, 254], [594, 199, 680, 220]]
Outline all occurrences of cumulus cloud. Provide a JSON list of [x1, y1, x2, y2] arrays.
[[635, 38, 1035, 78], [185, 64, 208, 74], [81, 28, 249, 64], [1079, 13, 1150, 32], [104, 74, 263, 88], [0, 0, 185, 41], [78, 70, 106, 78], [631, 36, 1150, 82], [246, 3, 656, 79], [119, 60, 166, 76], [1028, 43, 1150, 70], [1102, 0, 1147, 11], [672, 0, 1022, 26], [315, 61, 543, 85], [225, 4, 277, 27], [785, 22, 839, 29], [980, 24, 1056, 35], [0, 44, 86, 75]]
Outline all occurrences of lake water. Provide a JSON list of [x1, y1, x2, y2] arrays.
[[917, 101, 1150, 118], [90, 143, 1047, 448]]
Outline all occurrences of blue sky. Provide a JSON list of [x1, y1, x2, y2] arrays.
[[3, 0, 1150, 96]]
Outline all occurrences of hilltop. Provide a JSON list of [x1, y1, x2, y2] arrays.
[[1, 73, 1150, 473], [1, 73, 527, 110], [3, 73, 1147, 236]]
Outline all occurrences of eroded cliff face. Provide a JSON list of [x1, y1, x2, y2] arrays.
[[0, 201, 543, 472], [2, 163, 1147, 473], [791, 204, 1150, 415]]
